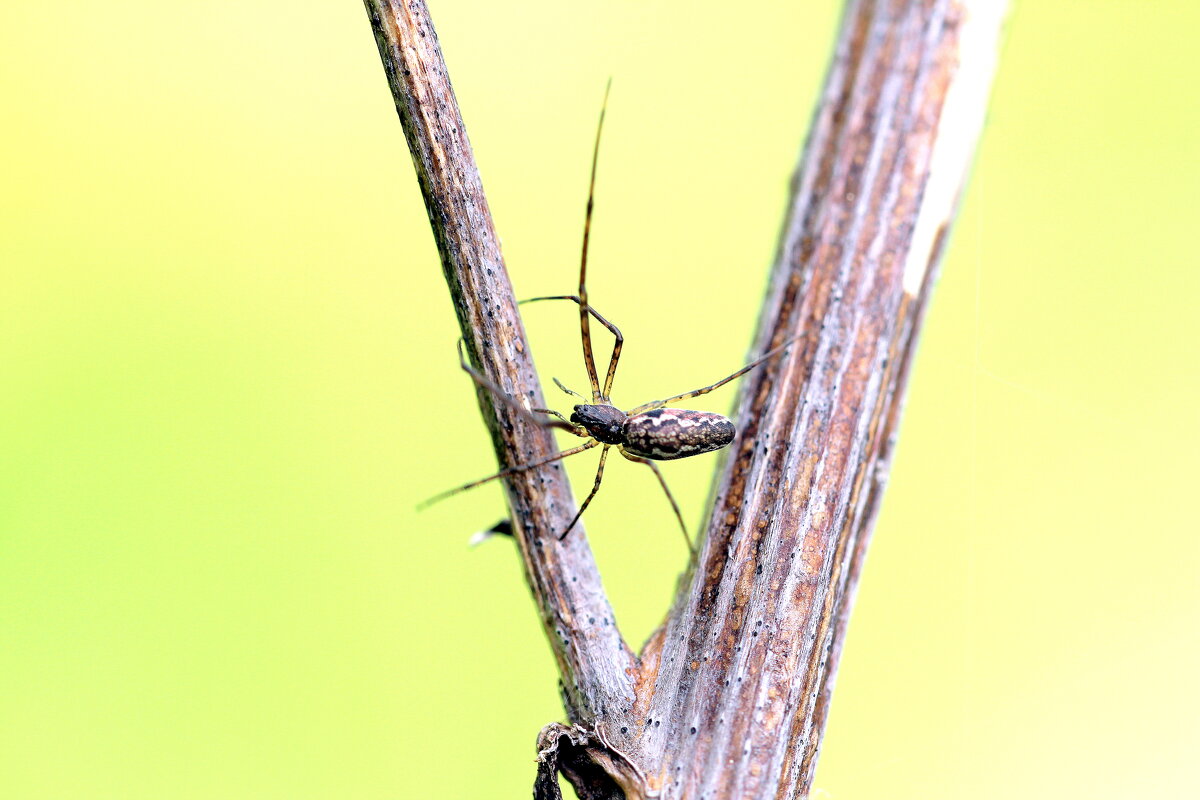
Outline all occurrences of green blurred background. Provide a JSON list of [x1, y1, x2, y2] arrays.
[[2, 1, 1197, 797]]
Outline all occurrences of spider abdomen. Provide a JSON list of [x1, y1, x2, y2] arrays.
[[621, 408, 735, 461]]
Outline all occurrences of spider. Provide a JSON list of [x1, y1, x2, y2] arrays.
[[422, 83, 793, 552]]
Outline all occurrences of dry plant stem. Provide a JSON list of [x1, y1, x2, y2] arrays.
[[362, 0, 1005, 796], [362, 0, 635, 720], [627, 2, 1007, 797]]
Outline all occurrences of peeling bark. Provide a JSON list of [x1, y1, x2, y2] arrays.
[[362, 0, 1006, 797]]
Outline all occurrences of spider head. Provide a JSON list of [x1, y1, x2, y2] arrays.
[[570, 403, 627, 445]]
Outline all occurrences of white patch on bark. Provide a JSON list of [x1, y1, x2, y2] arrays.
[[903, 0, 1008, 295]]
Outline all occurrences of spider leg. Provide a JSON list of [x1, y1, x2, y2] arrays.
[[627, 335, 798, 416], [552, 377, 587, 401], [576, 80, 612, 402], [456, 340, 584, 435], [532, 407, 574, 426], [419, 439, 600, 509], [558, 444, 611, 540], [522, 295, 623, 400], [619, 450, 695, 560]]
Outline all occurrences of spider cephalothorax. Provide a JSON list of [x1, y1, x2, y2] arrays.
[[570, 404, 626, 444]]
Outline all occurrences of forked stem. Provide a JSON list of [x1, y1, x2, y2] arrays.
[[364, 1, 1007, 798]]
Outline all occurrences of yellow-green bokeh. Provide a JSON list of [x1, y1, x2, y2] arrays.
[[2, 1, 1197, 798]]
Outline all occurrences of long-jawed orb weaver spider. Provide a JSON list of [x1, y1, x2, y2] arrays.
[[422, 82, 793, 553]]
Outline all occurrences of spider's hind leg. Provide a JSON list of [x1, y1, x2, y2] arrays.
[[619, 449, 695, 561]]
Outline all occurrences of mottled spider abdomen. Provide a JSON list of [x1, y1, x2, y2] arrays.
[[621, 408, 735, 461]]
